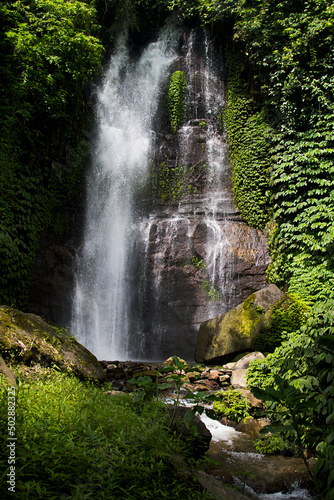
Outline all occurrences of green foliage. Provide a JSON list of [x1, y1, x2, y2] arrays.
[[0, 367, 213, 499], [186, 255, 220, 302], [201, 279, 220, 302], [223, 52, 270, 229], [287, 254, 334, 305], [189, 255, 207, 270], [248, 300, 334, 498], [253, 295, 309, 352], [129, 355, 216, 424], [166, 70, 186, 133], [213, 389, 251, 422], [230, 0, 334, 295], [6, 0, 102, 113], [0, 0, 103, 307], [253, 434, 285, 455], [180, 0, 334, 303], [167, 0, 222, 23]]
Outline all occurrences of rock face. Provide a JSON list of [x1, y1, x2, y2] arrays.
[[124, 29, 270, 361], [195, 284, 285, 364], [28, 27, 270, 362], [0, 306, 105, 380]]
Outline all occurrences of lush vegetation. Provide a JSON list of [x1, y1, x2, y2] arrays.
[[247, 300, 334, 498], [4, 0, 333, 310], [0, 367, 214, 499], [166, 70, 187, 133], [168, 0, 334, 304], [166, 2, 334, 496], [223, 51, 270, 229], [213, 389, 251, 422], [0, 0, 104, 307], [252, 294, 309, 352]]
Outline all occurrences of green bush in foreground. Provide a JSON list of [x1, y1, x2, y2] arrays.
[[0, 368, 212, 499]]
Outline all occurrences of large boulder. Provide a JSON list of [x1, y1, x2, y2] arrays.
[[195, 284, 285, 363], [0, 306, 106, 381]]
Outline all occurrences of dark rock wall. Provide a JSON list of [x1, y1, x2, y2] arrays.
[[127, 28, 269, 360]]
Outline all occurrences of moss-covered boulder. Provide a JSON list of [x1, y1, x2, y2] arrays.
[[194, 285, 285, 363], [0, 306, 106, 381]]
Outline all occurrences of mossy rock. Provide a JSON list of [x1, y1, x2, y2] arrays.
[[0, 306, 105, 381], [194, 285, 285, 364]]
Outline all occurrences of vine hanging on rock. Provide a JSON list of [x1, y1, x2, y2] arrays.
[[166, 70, 187, 133]]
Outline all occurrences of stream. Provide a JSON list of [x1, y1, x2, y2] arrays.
[[200, 414, 317, 500]]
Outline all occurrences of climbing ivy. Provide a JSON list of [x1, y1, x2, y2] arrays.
[[166, 70, 187, 134], [223, 52, 270, 230]]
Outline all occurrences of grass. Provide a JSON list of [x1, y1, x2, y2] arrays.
[[0, 367, 214, 499]]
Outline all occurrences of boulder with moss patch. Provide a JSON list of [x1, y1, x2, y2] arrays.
[[0, 306, 105, 381], [194, 285, 285, 364]]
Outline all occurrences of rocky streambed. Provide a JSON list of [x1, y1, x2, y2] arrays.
[[101, 354, 317, 500]]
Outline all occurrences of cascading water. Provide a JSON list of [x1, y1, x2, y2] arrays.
[[72, 22, 269, 362], [71, 20, 181, 360]]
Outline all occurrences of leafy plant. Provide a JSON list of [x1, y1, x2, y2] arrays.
[[201, 279, 220, 302], [0, 0, 103, 307], [252, 294, 309, 352], [129, 356, 217, 431], [166, 70, 186, 133], [213, 389, 251, 422], [253, 434, 285, 455], [248, 300, 334, 499], [150, 161, 204, 203]]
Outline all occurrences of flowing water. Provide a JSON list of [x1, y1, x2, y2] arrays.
[[200, 414, 317, 500], [71, 20, 181, 360]]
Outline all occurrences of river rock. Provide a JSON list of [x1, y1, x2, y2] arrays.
[[0, 306, 106, 380], [168, 404, 212, 458], [195, 284, 285, 363], [231, 369, 248, 388], [235, 417, 269, 438], [195, 471, 250, 500], [0, 355, 16, 387], [233, 351, 265, 369], [237, 389, 263, 408]]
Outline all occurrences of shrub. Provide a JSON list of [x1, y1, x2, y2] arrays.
[[213, 389, 251, 422]]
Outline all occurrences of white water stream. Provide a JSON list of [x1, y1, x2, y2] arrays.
[[200, 414, 317, 500], [71, 20, 180, 360]]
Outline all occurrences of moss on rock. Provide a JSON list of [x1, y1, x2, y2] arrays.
[[0, 306, 105, 381], [194, 285, 286, 364]]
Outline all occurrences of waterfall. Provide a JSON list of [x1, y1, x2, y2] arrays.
[[72, 23, 269, 362], [71, 20, 180, 360]]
